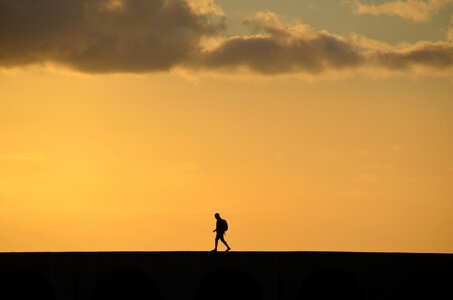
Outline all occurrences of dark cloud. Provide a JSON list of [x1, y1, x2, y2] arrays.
[[199, 32, 365, 74], [195, 12, 453, 75], [188, 12, 366, 74], [374, 42, 453, 70], [0, 1, 452, 76], [0, 0, 221, 72]]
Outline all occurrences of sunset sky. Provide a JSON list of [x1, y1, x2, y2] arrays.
[[1, 0, 452, 253]]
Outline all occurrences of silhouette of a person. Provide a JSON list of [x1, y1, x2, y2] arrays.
[[211, 213, 231, 252]]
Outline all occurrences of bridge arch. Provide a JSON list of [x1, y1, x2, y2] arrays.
[[297, 267, 363, 300], [195, 267, 262, 300], [91, 267, 159, 300], [0, 270, 55, 299]]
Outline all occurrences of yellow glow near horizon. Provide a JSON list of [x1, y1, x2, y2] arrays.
[[1, 70, 452, 253]]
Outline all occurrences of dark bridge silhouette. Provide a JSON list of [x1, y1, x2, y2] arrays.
[[0, 251, 452, 299]]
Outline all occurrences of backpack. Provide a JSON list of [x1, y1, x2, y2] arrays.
[[219, 219, 228, 232]]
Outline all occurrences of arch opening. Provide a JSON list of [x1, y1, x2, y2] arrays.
[[195, 267, 262, 300], [399, 268, 453, 299], [91, 268, 159, 300], [0, 270, 56, 300], [297, 268, 363, 300]]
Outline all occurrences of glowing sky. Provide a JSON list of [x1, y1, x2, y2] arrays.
[[1, 0, 453, 252]]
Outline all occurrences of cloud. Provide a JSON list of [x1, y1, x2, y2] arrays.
[[0, 153, 47, 165], [350, 0, 453, 22], [196, 12, 365, 74], [448, 15, 453, 41], [195, 12, 453, 75], [0, 1, 452, 77], [0, 0, 222, 73], [186, 0, 224, 17], [354, 149, 370, 155], [161, 161, 204, 190], [372, 40, 453, 70], [363, 163, 395, 170], [351, 174, 380, 183]]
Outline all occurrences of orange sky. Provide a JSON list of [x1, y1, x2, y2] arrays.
[[1, 0, 453, 253]]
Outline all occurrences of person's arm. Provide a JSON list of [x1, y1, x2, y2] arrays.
[[213, 220, 218, 232]]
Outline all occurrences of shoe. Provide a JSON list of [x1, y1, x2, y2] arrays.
[[211, 249, 217, 252], [226, 247, 231, 252]]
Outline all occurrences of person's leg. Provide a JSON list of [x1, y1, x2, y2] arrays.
[[220, 235, 231, 251], [212, 235, 219, 251]]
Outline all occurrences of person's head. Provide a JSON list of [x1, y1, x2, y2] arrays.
[[214, 213, 220, 219]]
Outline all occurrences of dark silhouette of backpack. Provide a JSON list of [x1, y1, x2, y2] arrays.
[[219, 219, 228, 232]]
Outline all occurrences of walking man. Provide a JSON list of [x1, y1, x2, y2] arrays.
[[212, 213, 231, 252]]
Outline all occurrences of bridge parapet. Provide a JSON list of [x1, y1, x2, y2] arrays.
[[1, 252, 452, 299]]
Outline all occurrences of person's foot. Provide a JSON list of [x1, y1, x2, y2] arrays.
[[211, 249, 217, 252], [226, 247, 231, 252]]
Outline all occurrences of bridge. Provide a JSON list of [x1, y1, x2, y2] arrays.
[[1, 251, 452, 299]]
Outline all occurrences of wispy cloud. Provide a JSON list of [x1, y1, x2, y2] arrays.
[[0, 1, 452, 77], [354, 149, 370, 155], [349, 0, 453, 22], [448, 15, 453, 40], [0, 153, 47, 165], [351, 173, 380, 183], [363, 163, 395, 170], [187, 0, 224, 17], [161, 161, 204, 189], [197, 11, 453, 75]]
